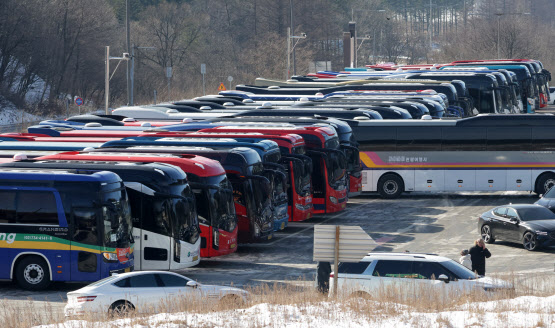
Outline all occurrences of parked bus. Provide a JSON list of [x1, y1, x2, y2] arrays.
[[87, 146, 274, 242], [202, 126, 348, 214], [101, 137, 288, 232], [164, 132, 314, 221], [35, 152, 235, 257], [202, 116, 363, 197], [346, 114, 555, 198], [0, 168, 133, 290], [1, 161, 207, 267]]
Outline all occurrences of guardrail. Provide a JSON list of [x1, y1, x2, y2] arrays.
[[0, 121, 42, 134]]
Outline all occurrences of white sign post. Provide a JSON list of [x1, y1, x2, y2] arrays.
[[227, 75, 233, 90], [313, 225, 377, 296], [200, 64, 206, 96]]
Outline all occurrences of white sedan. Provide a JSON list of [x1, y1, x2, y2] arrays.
[[64, 271, 249, 316]]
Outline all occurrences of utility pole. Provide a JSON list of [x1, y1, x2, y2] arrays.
[[105, 46, 110, 115], [126, 0, 132, 105], [496, 13, 502, 59], [290, 0, 296, 76], [287, 27, 291, 79]]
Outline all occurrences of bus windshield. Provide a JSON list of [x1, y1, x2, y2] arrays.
[[101, 187, 133, 249], [171, 184, 199, 245], [325, 150, 347, 187], [193, 175, 236, 233]]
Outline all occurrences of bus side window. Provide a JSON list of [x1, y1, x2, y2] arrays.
[[16, 191, 59, 225], [0, 190, 16, 224]]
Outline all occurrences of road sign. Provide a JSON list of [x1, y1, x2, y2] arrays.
[[218, 83, 226, 91], [200, 64, 206, 74], [313, 225, 376, 296], [227, 76, 233, 82], [75, 97, 83, 106], [313, 225, 376, 262]]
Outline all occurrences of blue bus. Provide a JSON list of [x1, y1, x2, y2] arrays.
[[0, 168, 134, 290]]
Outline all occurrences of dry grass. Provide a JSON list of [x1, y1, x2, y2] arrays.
[[3, 272, 555, 328]]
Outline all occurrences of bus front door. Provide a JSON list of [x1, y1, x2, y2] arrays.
[[71, 208, 101, 281]]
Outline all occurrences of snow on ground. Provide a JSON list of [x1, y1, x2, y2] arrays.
[[0, 95, 43, 125], [34, 295, 555, 328]]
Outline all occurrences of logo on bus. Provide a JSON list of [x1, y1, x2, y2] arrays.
[[0, 233, 16, 244]]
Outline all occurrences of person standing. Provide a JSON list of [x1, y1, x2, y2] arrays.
[[316, 261, 331, 294], [469, 238, 491, 276], [459, 249, 472, 270]]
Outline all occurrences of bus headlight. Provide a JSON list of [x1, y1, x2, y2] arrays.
[[102, 252, 118, 262], [329, 196, 338, 204], [213, 229, 219, 247]]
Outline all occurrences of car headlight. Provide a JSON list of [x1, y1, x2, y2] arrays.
[[329, 196, 338, 204], [536, 231, 548, 236]]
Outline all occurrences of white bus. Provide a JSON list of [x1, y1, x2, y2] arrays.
[[350, 115, 555, 198]]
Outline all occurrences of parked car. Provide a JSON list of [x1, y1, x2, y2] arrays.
[[479, 204, 555, 251], [549, 87, 555, 105], [64, 271, 249, 316], [535, 186, 555, 213], [329, 252, 510, 297]]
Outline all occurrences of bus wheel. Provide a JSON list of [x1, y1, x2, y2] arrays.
[[535, 174, 555, 195], [378, 174, 404, 199], [15, 256, 51, 290]]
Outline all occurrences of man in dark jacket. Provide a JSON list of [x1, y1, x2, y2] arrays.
[[316, 261, 331, 293], [469, 238, 491, 276]]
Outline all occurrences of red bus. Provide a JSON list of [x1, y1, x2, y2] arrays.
[[141, 131, 315, 222], [36, 151, 238, 258], [197, 126, 348, 214]]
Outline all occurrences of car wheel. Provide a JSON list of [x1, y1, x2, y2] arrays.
[[378, 174, 404, 199], [109, 301, 135, 317], [481, 225, 495, 244], [15, 256, 51, 290], [535, 174, 555, 195], [523, 232, 538, 251]]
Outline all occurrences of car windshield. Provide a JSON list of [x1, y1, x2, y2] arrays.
[[440, 260, 476, 280], [85, 275, 120, 287], [544, 187, 555, 198], [517, 207, 555, 221]]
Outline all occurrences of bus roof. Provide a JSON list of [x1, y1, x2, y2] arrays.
[[3, 160, 186, 188], [0, 168, 121, 183], [36, 151, 226, 177]]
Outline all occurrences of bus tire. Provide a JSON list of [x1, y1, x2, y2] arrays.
[[15, 256, 51, 291], [535, 173, 555, 195], [378, 174, 404, 199]]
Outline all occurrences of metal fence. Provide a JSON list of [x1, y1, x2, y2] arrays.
[[0, 121, 42, 134]]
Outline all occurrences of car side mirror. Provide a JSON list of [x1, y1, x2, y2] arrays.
[[186, 281, 199, 288], [438, 274, 449, 283], [510, 217, 519, 223]]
